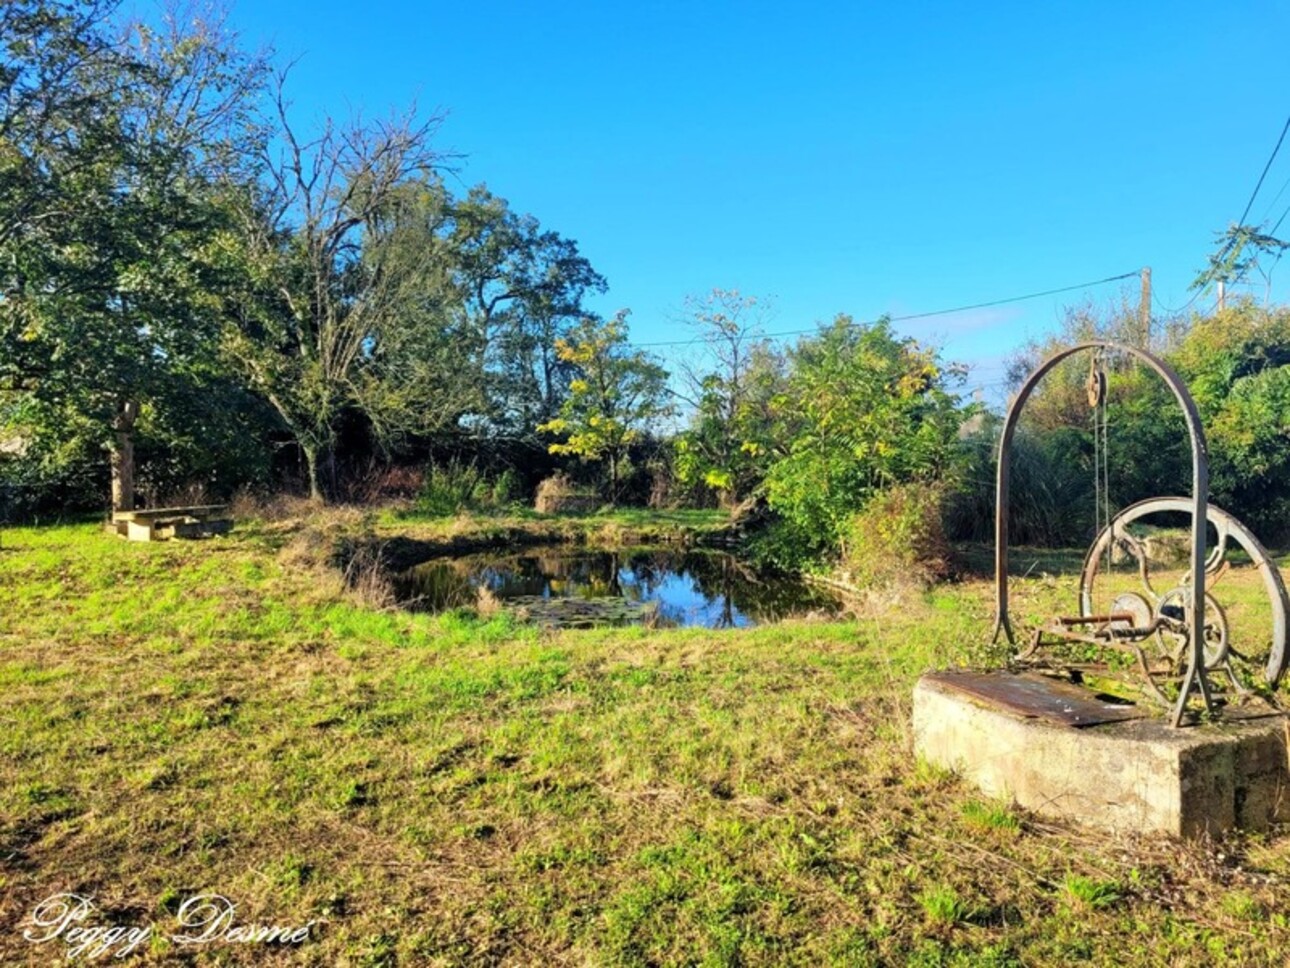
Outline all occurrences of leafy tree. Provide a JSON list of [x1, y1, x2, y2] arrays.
[[0, 1, 267, 510], [1171, 302, 1290, 536], [345, 178, 490, 443], [673, 289, 784, 507], [538, 312, 671, 502], [1002, 296, 1173, 430], [222, 80, 453, 501], [1, 5, 609, 510], [989, 300, 1195, 545], [979, 300, 1290, 545], [1193, 224, 1288, 303], [127, 370, 277, 504], [763, 317, 970, 552], [447, 186, 607, 435], [1168, 301, 1290, 414]]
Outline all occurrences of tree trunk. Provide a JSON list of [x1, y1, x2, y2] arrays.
[[302, 442, 324, 503], [110, 400, 139, 512], [608, 451, 619, 505]]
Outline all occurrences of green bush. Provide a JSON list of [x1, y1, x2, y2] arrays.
[[415, 461, 529, 517], [743, 517, 829, 573], [963, 302, 1290, 548], [493, 469, 520, 506], [416, 460, 487, 517], [762, 318, 972, 563], [840, 482, 951, 590]]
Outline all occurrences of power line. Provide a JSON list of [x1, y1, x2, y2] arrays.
[[1272, 200, 1290, 238], [632, 270, 1139, 348], [1237, 113, 1290, 228], [1266, 202, 1290, 282], [1259, 172, 1290, 225], [1153, 288, 1203, 317]]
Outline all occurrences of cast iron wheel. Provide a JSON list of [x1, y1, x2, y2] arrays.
[[1078, 496, 1289, 690]]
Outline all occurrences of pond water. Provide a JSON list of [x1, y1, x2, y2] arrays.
[[392, 545, 847, 629]]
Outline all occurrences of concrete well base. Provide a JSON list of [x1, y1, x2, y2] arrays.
[[913, 672, 1290, 838]]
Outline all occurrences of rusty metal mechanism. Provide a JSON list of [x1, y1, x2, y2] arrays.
[[1076, 497, 1290, 696], [991, 342, 1289, 726]]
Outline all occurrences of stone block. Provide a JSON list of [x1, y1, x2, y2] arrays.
[[913, 672, 1289, 838], [124, 520, 155, 542]]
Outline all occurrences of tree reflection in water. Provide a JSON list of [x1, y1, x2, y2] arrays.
[[392, 545, 845, 629]]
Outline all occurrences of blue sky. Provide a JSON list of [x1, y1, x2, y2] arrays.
[[224, 0, 1290, 393]]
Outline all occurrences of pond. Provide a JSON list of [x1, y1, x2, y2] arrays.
[[392, 545, 847, 629]]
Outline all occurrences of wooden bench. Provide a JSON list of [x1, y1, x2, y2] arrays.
[[106, 504, 234, 542]]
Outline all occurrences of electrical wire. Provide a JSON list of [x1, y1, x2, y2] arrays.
[[1153, 288, 1203, 317], [1259, 172, 1290, 227], [1237, 114, 1290, 228], [631, 271, 1139, 348], [1271, 200, 1290, 238]]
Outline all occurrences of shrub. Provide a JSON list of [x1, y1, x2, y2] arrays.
[[493, 469, 521, 506], [840, 482, 951, 591], [762, 318, 973, 562], [413, 461, 532, 517], [743, 517, 829, 573], [416, 460, 488, 517]]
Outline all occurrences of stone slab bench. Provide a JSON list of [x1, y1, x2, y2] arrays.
[[106, 504, 234, 542]]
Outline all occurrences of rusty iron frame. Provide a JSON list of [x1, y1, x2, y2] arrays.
[[990, 342, 1213, 726]]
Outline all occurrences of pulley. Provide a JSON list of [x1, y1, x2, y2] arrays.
[[1086, 355, 1107, 408]]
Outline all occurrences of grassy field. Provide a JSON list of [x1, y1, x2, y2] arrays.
[[1, 513, 1289, 965]]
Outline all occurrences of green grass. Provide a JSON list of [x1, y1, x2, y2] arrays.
[[917, 883, 974, 926], [1061, 874, 1123, 911], [960, 799, 1021, 833], [0, 518, 1288, 964]]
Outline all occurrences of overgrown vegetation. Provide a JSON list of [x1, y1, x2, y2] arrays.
[[414, 461, 521, 517], [840, 483, 952, 592], [6, 4, 1290, 965]]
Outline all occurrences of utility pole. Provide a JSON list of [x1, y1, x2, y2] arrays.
[[1139, 266, 1152, 351], [1217, 279, 1226, 311]]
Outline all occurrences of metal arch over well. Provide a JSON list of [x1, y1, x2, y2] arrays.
[[991, 341, 1213, 726]]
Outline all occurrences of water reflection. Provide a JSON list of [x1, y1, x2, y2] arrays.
[[392, 546, 845, 629]]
